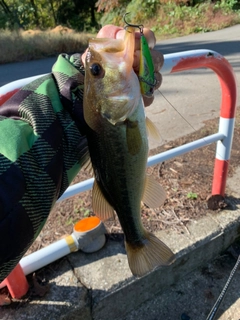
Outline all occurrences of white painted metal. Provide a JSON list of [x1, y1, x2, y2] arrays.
[[215, 117, 235, 161], [20, 238, 74, 275], [0, 49, 236, 280], [161, 49, 221, 74], [58, 132, 225, 201], [0, 49, 235, 201]]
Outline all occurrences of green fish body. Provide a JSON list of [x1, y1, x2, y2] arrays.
[[84, 28, 175, 276]]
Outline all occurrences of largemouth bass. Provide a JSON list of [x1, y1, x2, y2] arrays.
[[83, 27, 175, 277]]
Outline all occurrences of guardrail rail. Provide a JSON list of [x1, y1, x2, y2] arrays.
[[0, 49, 237, 200]]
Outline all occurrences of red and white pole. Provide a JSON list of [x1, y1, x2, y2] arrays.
[[0, 50, 237, 196], [161, 50, 237, 196]]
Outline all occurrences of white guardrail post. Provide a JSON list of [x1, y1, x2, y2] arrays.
[[0, 50, 237, 198]]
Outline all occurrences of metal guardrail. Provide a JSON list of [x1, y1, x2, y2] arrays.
[[0, 49, 237, 200]]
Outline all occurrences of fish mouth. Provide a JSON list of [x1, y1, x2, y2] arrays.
[[88, 38, 125, 53], [84, 27, 139, 127], [88, 26, 135, 73], [122, 26, 135, 75]]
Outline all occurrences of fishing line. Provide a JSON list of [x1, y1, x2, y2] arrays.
[[206, 253, 240, 320], [157, 89, 197, 133], [157, 88, 229, 167]]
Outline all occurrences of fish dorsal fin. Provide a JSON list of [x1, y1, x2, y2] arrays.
[[146, 117, 162, 142], [92, 180, 115, 221], [142, 175, 166, 208]]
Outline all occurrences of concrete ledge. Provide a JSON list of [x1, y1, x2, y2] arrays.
[[1, 202, 240, 320], [86, 208, 240, 319]]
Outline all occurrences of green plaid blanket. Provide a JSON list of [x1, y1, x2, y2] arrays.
[[0, 54, 88, 282]]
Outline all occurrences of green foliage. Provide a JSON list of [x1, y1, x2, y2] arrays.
[[98, 0, 161, 27], [73, 200, 91, 219], [0, 0, 56, 29], [65, 216, 79, 226], [151, 0, 240, 36], [96, 0, 128, 26], [99, 7, 123, 26], [126, 0, 160, 20], [0, 0, 100, 31], [57, 0, 100, 32], [214, 0, 239, 13], [187, 192, 198, 199], [1, 0, 240, 57]]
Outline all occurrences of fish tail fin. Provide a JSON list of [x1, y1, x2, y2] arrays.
[[125, 231, 175, 277]]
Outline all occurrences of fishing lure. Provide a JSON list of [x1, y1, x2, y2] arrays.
[[124, 13, 156, 96]]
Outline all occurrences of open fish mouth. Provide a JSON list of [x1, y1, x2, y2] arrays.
[[85, 27, 140, 127], [88, 25, 135, 76]]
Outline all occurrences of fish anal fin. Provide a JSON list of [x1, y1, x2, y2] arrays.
[[142, 175, 166, 208], [146, 117, 162, 142], [92, 181, 115, 221], [125, 231, 175, 277]]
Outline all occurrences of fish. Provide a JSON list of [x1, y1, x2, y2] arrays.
[[83, 26, 175, 277]]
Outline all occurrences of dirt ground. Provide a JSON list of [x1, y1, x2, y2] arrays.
[[1, 107, 240, 309], [26, 106, 240, 255]]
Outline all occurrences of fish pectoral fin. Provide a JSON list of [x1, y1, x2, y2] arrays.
[[142, 175, 166, 208], [125, 231, 175, 277], [92, 180, 115, 221], [146, 117, 162, 142]]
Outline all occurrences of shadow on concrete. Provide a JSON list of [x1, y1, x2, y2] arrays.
[[121, 242, 240, 320], [2, 236, 240, 320], [202, 249, 240, 320], [6, 243, 240, 320], [226, 195, 240, 211]]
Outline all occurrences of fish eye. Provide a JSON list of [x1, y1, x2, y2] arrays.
[[90, 63, 102, 76]]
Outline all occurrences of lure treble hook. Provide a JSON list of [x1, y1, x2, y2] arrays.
[[123, 12, 155, 97], [123, 12, 144, 34]]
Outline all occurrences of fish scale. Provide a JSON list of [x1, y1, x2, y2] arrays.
[[83, 26, 175, 276], [86, 109, 147, 244]]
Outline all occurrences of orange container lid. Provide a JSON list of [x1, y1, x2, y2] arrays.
[[74, 216, 101, 233]]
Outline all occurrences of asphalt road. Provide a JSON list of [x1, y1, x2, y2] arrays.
[[148, 24, 240, 148], [1, 24, 239, 85], [0, 57, 56, 87], [1, 25, 240, 148]]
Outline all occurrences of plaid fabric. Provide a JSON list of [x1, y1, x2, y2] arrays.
[[0, 54, 88, 282]]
